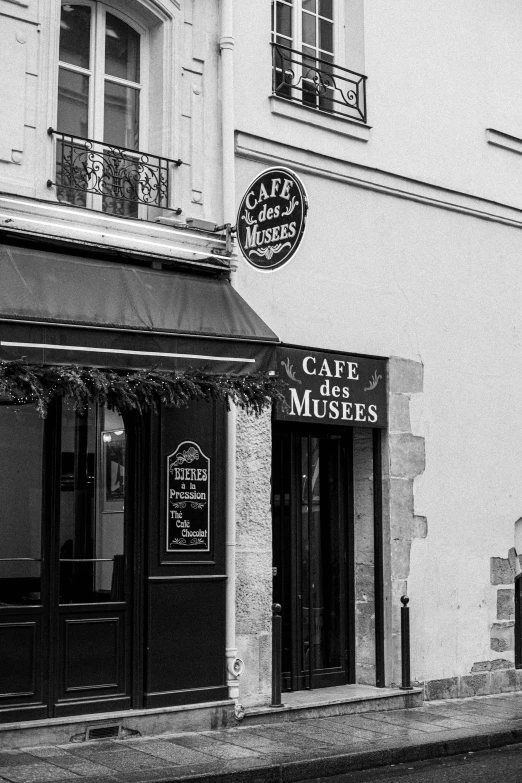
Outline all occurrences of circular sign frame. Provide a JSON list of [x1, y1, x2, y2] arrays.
[[236, 167, 308, 271]]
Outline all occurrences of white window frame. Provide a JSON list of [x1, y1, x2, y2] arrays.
[[272, 0, 345, 65], [56, 0, 154, 216], [271, 0, 369, 127], [58, 0, 149, 151], [46, 0, 178, 216], [272, 0, 346, 114]]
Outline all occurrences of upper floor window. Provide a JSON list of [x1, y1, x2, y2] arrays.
[[53, 1, 177, 218], [271, 0, 367, 123], [58, 3, 141, 151], [274, 0, 334, 64]]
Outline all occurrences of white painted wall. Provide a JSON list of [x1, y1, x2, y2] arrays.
[[234, 156, 522, 683], [0, 0, 224, 237], [233, 0, 522, 686], [234, 0, 522, 210], [2, 0, 522, 691]]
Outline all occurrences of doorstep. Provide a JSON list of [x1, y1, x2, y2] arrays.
[[0, 699, 236, 750], [242, 683, 423, 726]]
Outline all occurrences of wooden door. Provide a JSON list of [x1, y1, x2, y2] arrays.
[[0, 404, 48, 721], [144, 401, 228, 708], [272, 424, 354, 690], [52, 402, 131, 716], [0, 401, 133, 721]]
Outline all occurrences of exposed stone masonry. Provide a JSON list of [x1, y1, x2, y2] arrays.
[[235, 408, 273, 706], [423, 548, 521, 700], [386, 357, 426, 687]]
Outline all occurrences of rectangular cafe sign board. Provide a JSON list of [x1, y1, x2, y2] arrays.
[[167, 441, 210, 553], [275, 346, 387, 428]]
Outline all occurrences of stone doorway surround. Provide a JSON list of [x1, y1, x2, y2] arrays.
[[234, 355, 428, 708], [385, 358, 427, 689]]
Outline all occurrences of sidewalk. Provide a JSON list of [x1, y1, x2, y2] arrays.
[[3, 693, 522, 783]]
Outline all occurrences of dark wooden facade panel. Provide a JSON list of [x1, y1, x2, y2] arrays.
[[0, 398, 229, 722], [150, 402, 227, 575], [62, 617, 121, 692], [143, 401, 228, 708], [56, 608, 128, 700], [0, 618, 39, 699], [145, 580, 226, 700]]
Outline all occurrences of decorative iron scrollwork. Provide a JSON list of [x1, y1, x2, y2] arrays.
[[272, 43, 367, 124], [50, 130, 180, 214]]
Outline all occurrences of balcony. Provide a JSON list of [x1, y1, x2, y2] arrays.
[[271, 43, 367, 125], [47, 129, 182, 219]]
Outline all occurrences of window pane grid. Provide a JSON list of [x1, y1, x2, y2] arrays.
[[302, 11, 334, 57], [104, 74, 142, 89], [59, 3, 91, 69], [105, 12, 140, 83], [272, 0, 367, 123], [56, 3, 144, 216], [58, 61, 92, 77], [273, 0, 293, 44]]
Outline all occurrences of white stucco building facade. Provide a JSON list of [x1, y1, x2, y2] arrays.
[[232, 0, 522, 705], [0, 0, 521, 746]]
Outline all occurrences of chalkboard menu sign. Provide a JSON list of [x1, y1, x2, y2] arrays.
[[167, 441, 210, 553]]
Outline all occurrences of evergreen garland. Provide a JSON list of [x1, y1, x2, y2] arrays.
[[0, 359, 287, 417]]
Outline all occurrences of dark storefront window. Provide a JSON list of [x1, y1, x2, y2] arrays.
[[0, 397, 228, 723], [59, 404, 126, 604], [0, 405, 44, 607], [0, 401, 132, 720]]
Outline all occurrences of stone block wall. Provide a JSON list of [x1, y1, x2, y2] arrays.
[[489, 548, 519, 657], [386, 357, 427, 687], [424, 660, 522, 701], [235, 408, 273, 707], [422, 548, 521, 700], [353, 429, 376, 684]]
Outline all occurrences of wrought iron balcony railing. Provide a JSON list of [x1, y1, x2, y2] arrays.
[[48, 129, 182, 218], [271, 43, 367, 124]]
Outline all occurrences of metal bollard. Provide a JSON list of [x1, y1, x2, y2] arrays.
[[400, 595, 413, 690], [271, 603, 284, 707]]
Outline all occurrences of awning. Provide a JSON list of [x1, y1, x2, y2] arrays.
[[0, 244, 279, 374]]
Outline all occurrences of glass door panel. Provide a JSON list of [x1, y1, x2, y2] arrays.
[[273, 425, 351, 691], [0, 406, 44, 606], [300, 435, 310, 677], [0, 399, 134, 722], [98, 409, 125, 601], [59, 404, 125, 604], [55, 403, 130, 715], [0, 404, 47, 720]]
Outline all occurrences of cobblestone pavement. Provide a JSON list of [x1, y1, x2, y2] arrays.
[[2, 693, 522, 783]]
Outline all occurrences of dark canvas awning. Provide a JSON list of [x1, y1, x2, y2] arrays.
[[0, 244, 279, 374]]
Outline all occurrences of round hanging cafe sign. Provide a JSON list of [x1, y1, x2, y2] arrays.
[[237, 167, 308, 271]]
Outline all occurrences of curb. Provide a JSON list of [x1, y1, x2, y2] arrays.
[[141, 719, 522, 783]]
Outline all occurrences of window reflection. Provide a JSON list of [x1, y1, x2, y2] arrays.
[[0, 405, 43, 606], [0, 403, 127, 608], [59, 404, 125, 604], [300, 433, 343, 677], [59, 4, 91, 69], [105, 12, 140, 82]]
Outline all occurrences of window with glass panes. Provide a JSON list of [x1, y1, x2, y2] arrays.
[[57, 2, 143, 215], [272, 0, 335, 110]]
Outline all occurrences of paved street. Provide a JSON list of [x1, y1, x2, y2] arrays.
[[312, 744, 522, 782], [2, 693, 522, 782]]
